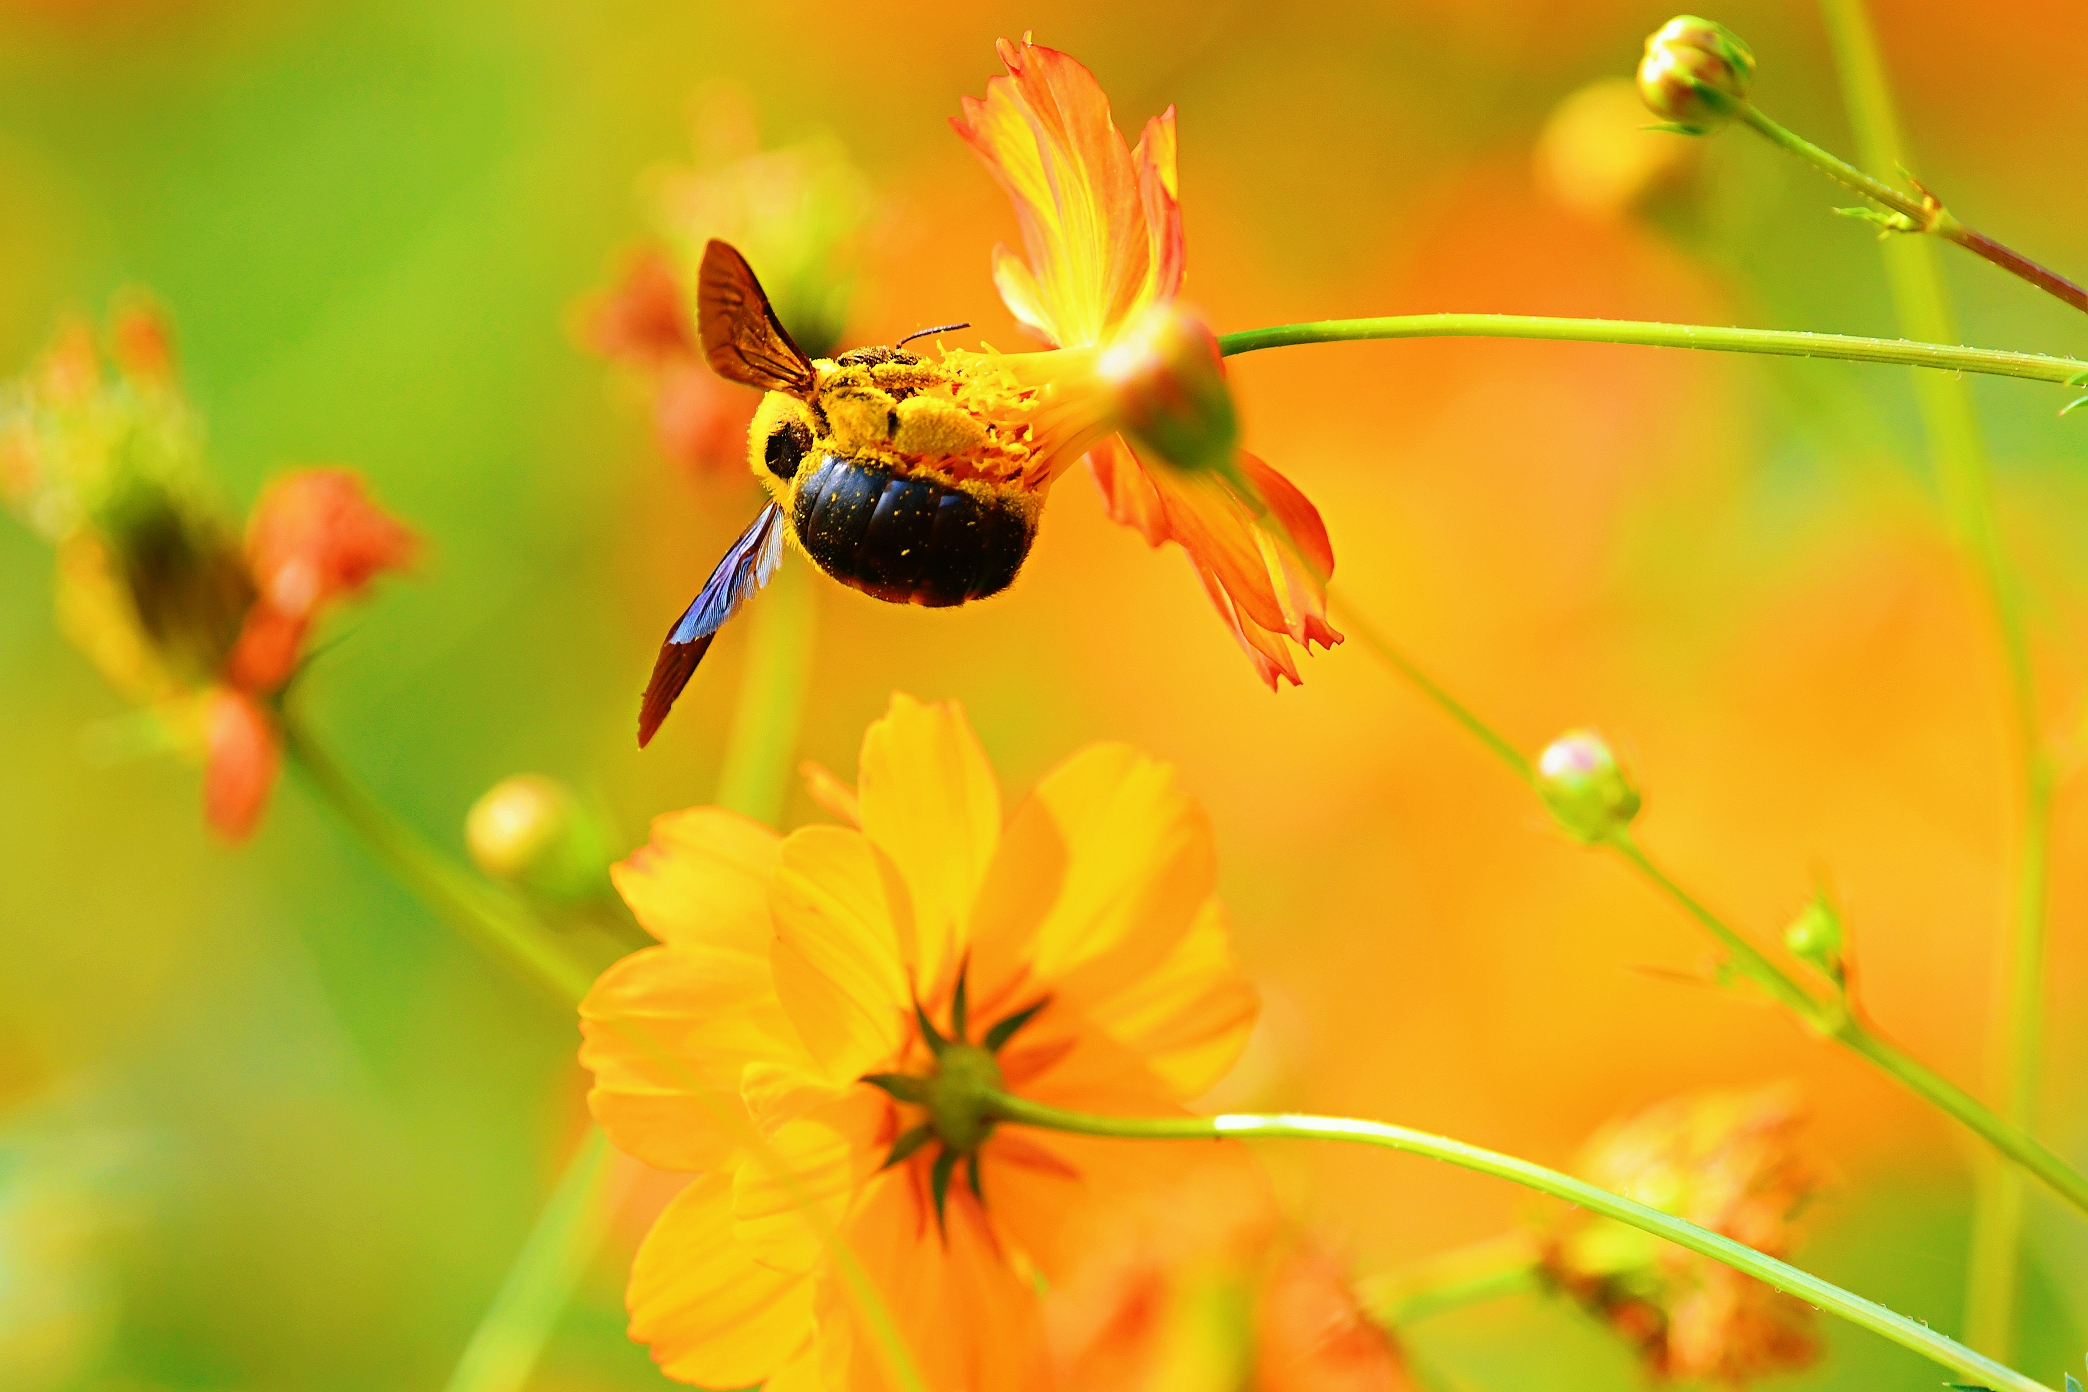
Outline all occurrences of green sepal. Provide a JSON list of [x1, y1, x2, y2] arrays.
[[1640, 121, 1707, 137], [966, 1150, 984, 1202], [984, 998, 1050, 1053], [914, 1001, 950, 1057], [1835, 206, 1917, 234], [930, 1148, 959, 1237], [863, 1072, 930, 1104], [881, 1122, 935, 1170], [2064, 368, 2088, 387], [2060, 395, 2088, 418], [950, 969, 970, 1043]]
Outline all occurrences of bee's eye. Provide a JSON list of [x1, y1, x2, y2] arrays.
[[764, 418, 814, 481]]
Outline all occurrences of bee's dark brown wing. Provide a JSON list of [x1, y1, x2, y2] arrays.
[[697, 239, 818, 397]]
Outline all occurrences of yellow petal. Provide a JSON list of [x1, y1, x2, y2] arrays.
[[612, 806, 782, 954], [579, 943, 804, 1171], [971, 742, 1213, 1018], [771, 825, 913, 1081], [854, 694, 1000, 1002], [629, 1171, 817, 1388], [1082, 898, 1257, 1097], [734, 1084, 887, 1275]]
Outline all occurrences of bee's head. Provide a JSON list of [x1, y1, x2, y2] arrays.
[[750, 392, 818, 486]]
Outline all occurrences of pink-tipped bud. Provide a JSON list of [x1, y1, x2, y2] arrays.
[[1096, 303, 1239, 475], [466, 775, 613, 904], [1536, 729, 1640, 843], [1638, 16, 1755, 135]]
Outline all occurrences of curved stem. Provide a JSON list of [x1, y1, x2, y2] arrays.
[[1216, 317, 2088, 387], [985, 1093, 2050, 1392], [1738, 105, 2088, 318], [1334, 594, 2088, 1219]]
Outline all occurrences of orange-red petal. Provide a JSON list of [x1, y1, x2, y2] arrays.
[[244, 468, 415, 622], [202, 687, 279, 840]]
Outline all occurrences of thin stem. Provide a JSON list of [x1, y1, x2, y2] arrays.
[[1335, 594, 2088, 1218], [1327, 598, 1533, 784], [1215, 316, 2088, 389], [443, 1126, 629, 1392], [1356, 1232, 1541, 1327], [1817, 0, 2051, 1355], [1737, 106, 2088, 318], [713, 553, 817, 825], [985, 1093, 2050, 1392], [281, 717, 599, 1006]]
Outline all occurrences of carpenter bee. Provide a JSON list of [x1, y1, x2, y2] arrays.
[[638, 239, 1046, 746]]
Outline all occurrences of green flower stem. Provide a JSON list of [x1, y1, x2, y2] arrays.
[[1737, 105, 2088, 318], [286, 717, 928, 1392], [713, 553, 817, 825], [1329, 596, 2088, 1220], [1355, 1232, 1541, 1327], [1818, 0, 2052, 1354], [984, 1092, 2050, 1392], [281, 717, 598, 1006], [1215, 318, 2088, 389], [443, 1126, 628, 1392]]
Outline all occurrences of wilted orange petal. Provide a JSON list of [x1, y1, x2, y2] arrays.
[[1254, 1246, 1412, 1392], [223, 601, 308, 694], [203, 687, 278, 841], [629, 1171, 818, 1387], [1085, 437, 1169, 547]]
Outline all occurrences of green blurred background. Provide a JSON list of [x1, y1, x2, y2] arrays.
[[3, 0, 2087, 1386]]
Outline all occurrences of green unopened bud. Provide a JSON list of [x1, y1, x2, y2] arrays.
[[1096, 303, 1239, 475], [1537, 730, 1641, 843], [1638, 16, 1755, 135], [465, 774, 612, 904], [1783, 891, 1844, 982]]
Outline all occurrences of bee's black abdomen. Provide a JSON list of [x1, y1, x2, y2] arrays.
[[793, 456, 1034, 607]]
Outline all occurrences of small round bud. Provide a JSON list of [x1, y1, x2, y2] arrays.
[[466, 774, 612, 904], [1536, 730, 1641, 844], [1783, 892, 1844, 981], [1096, 302, 1239, 474], [1638, 16, 1756, 135]]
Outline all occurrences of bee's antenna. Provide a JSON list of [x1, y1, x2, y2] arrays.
[[896, 321, 970, 349]]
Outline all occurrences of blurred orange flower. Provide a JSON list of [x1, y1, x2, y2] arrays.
[[1541, 1085, 1821, 1383], [579, 693, 1260, 1390], [1, 304, 415, 839], [951, 38, 1341, 687]]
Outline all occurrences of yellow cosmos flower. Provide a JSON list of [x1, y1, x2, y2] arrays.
[[950, 37, 1342, 688], [579, 694, 1260, 1390]]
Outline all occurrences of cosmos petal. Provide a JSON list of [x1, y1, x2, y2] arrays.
[[579, 942, 802, 1172], [971, 741, 1214, 1019], [1085, 435, 1169, 547], [629, 1171, 818, 1388], [1133, 107, 1184, 304], [954, 38, 1162, 348], [733, 1084, 887, 1275], [1082, 898, 1258, 1098], [770, 825, 914, 1082], [612, 806, 782, 953], [855, 694, 1001, 1000]]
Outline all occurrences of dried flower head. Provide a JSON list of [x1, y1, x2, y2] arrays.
[[1543, 1084, 1822, 1382]]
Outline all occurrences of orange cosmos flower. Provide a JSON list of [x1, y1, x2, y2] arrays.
[[952, 38, 1341, 687], [1541, 1084, 1821, 1383], [579, 694, 1260, 1390], [2, 304, 415, 839]]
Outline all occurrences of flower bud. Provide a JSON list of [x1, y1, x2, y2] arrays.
[[1783, 891, 1843, 981], [1638, 16, 1755, 135], [1536, 729, 1640, 843], [466, 775, 613, 904], [1096, 302, 1239, 476]]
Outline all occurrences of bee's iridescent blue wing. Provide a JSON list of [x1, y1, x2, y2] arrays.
[[638, 502, 787, 747]]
